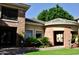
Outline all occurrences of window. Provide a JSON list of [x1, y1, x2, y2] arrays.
[[1, 6, 18, 20], [36, 31, 42, 38], [25, 30, 33, 39]]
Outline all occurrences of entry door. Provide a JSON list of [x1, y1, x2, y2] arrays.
[[54, 31, 64, 46], [0, 31, 7, 47], [0, 27, 16, 48]]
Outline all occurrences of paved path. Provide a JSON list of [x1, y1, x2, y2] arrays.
[[0, 46, 64, 55], [38, 46, 64, 50], [0, 47, 27, 55]]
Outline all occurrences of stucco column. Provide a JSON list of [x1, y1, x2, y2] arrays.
[[44, 27, 54, 46], [64, 28, 72, 48]]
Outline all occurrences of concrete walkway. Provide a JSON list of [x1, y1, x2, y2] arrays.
[[38, 46, 64, 50], [0, 46, 64, 55], [0, 47, 27, 55]]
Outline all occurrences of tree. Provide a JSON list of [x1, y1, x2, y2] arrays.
[[37, 10, 48, 21], [37, 4, 74, 21]]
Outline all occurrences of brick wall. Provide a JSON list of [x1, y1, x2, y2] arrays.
[[16, 10, 25, 46], [64, 27, 72, 48], [44, 27, 54, 46], [44, 26, 72, 48]]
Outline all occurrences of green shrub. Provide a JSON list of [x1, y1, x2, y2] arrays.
[[38, 37, 51, 47], [18, 32, 24, 47], [29, 37, 40, 46], [72, 34, 79, 43], [41, 37, 49, 45], [24, 37, 51, 48], [25, 37, 41, 47]]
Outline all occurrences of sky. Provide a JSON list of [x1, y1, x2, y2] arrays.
[[25, 3, 79, 19]]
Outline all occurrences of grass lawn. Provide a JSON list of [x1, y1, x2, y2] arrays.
[[25, 48, 79, 55]]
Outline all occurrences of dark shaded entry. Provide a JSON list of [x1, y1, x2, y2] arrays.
[[0, 27, 17, 48], [54, 31, 64, 46]]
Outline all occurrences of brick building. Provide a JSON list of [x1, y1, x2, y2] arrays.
[[25, 18, 79, 48], [0, 3, 30, 47], [0, 3, 79, 48]]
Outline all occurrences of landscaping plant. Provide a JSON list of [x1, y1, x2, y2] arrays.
[[24, 37, 51, 48], [39, 37, 50, 47], [24, 37, 41, 47]]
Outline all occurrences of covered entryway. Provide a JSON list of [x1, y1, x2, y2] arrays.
[[54, 31, 64, 46], [0, 27, 17, 48]]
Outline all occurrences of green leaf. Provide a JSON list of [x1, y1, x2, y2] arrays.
[[37, 4, 74, 21]]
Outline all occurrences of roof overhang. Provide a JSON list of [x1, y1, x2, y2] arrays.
[[0, 3, 30, 11], [45, 23, 79, 26], [45, 18, 79, 26], [26, 22, 44, 26], [25, 18, 79, 27], [25, 18, 44, 26]]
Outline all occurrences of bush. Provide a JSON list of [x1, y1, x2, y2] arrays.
[[18, 32, 24, 47], [41, 37, 49, 45], [29, 37, 41, 47], [24, 37, 51, 48], [24, 37, 41, 47], [38, 37, 51, 47], [72, 34, 77, 43]]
